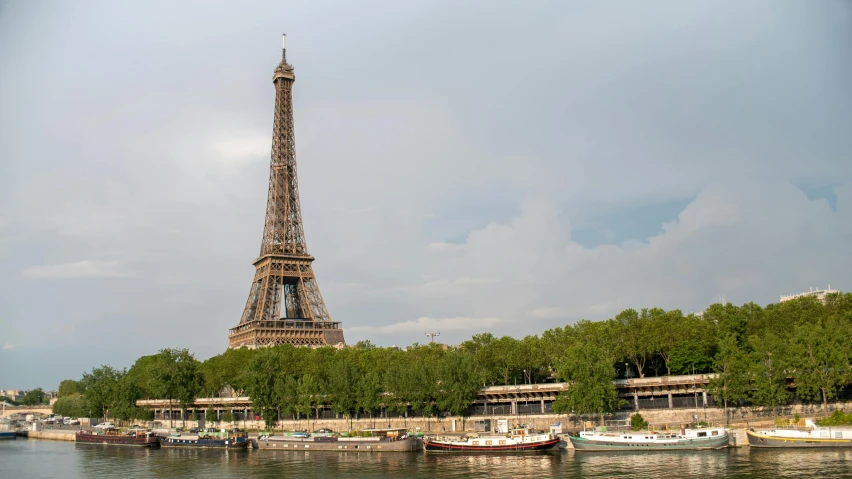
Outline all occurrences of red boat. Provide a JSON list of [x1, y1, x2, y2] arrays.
[[76, 428, 160, 447]]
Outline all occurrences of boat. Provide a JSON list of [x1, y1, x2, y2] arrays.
[[424, 425, 560, 453], [568, 425, 729, 451], [0, 431, 16, 440], [75, 428, 160, 447], [257, 427, 419, 452], [747, 419, 852, 448], [159, 429, 250, 449]]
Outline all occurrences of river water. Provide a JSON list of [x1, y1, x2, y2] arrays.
[[1, 439, 851, 478]]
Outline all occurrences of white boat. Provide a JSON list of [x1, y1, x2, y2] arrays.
[[568, 425, 729, 451], [747, 419, 852, 448]]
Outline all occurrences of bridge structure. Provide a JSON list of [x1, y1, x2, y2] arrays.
[[0, 405, 53, 418], [136, 374, 716, 422]]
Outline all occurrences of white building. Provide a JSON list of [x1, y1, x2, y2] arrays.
[[780, 286, 839, 304]]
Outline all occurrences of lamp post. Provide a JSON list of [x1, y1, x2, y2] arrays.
[[425, 332, 440, 344]]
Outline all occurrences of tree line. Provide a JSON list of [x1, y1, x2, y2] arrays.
[[53, 294, 852, 426]]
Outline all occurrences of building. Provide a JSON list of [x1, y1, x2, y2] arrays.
[[780, 286, 839, 304]]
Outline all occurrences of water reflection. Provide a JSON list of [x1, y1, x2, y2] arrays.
[[4, 440, 852, 479]]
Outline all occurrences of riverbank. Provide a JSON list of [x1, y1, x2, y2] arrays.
[[18, 429, 77, 441]]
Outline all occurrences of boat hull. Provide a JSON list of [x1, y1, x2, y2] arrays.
[[258, 436, 419, 452], [159, 436, 249, 449], [424, 437, 560, 453], [746, 430, 852, 448], [76, 432, 160, 447], [0, 431, 16, 440], [569, 434, 729, 451]]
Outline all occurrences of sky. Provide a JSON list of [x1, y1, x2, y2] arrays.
[[1, 0, 850, 389]]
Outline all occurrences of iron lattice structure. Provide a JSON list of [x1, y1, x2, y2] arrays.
[[228, 36, 345, 349]]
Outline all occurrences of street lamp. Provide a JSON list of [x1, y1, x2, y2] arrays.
[[425, 332, 440, 344]]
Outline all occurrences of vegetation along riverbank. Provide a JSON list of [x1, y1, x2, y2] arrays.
[[50, 294, 852, 427]]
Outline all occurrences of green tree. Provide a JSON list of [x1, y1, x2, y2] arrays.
[[221, 409, 234, 425], [205, 405, 218, 425], [81, 366, 123, 419], [58, 380, 83, 399], [437, 352, 480, 431], [552, 342, 624, 424], [630, 413, 648, 431], [328, 358, 359, 429], [356, 370, 383, 427], [244, 348, 283, 429], [748, 335, 792, 418], [22, 388, 47, 406], [616, 309, 654, 378], [52, 393, 88, 418], [151, 348, 203, 428], [790, 317, 852, 416], [707, 334, 750, 421]]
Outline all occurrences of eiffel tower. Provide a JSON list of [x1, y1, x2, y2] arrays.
[[228, 35, 345, 349]]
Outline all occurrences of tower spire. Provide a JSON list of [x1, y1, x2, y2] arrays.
[[228, 36, 344, 349]]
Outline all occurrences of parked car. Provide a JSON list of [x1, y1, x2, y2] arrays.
[[93, 422, 115, 429], [189, 428, 199, 434], [128, 424, 145, 430], [65, 418, 80, 425]]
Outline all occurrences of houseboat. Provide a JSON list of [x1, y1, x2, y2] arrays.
[[568, 425, 729, 451], [257, 428, 419, 452], [747, 419, 852, 448], [424, 425, 560, 453], [76, 428, 160, 447], [159, 429, 249, 449]]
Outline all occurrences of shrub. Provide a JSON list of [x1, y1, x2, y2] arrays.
[[630, 413, 648, 431]]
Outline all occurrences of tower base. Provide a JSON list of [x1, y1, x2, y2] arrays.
[[228, 319, 345, 349]]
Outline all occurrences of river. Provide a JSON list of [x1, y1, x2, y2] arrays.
[[1, 439, 850, 478]]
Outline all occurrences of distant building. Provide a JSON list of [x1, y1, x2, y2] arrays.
[[780, 286, 839, 304]]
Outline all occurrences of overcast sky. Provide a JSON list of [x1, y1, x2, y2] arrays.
[[1, 1, 850, 389]]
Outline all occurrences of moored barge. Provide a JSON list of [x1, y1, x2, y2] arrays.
[[159, 430, 250, 449], [257, 428, 419, 452], [76, 429, 160, 447], [568, 426, 729, 451], [424, 426, 560, 453], [747, 419, 852, 448]]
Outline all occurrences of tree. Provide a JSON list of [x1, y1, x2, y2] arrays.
[[58, 380, 83, 399], [616, 309, 653, 378], [748, 335, 792, 418], [630, 413, 648, 431], [437, 352, 480, 431], [151, 348, 203, 428], [22, 388, 47, 406], [707, 334, 750, 421], [356, 371, 383, 428], [244, 349, 283, 429], [81, 366, 123, 419], [552, 342, 624, 424], [790, 317, 852, 416], [327, 359, 359, 429], [221, 409, 235, 426], [205, 405, 218, 425], [52, 393, 87, 418]]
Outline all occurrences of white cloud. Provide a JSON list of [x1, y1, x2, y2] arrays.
[[2, 343, 15, 350], [22, 260, 130, 280], [349, 316, 502, 336]]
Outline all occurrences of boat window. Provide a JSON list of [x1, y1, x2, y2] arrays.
[[836, 433, 842, 439], [472, 441, 479, 446], [697, 432, 707, 437], [711, 431, 718, 436], [499, 440, 506, 445]]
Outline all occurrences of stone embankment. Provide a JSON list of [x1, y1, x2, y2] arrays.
[[20, 429, 77, 441]]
